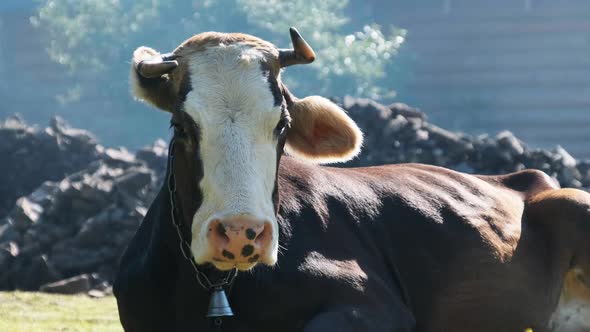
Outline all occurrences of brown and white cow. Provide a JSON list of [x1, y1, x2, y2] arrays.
[[114, 29, 590, 332]]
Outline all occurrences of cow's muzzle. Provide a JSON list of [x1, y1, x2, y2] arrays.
[[203, 216, 274, 270]]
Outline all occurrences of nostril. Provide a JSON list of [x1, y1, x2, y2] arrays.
[[209, 220, 230, 247], [254, 222, 272, 247], [216, 224, 230, 246], [245, 228, 257, 240]]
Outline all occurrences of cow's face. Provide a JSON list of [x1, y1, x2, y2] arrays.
[[130, 29, 362, 271]]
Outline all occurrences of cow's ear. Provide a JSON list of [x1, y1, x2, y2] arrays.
[[130, 46, 177, 112], [285, 96, 363, 163]]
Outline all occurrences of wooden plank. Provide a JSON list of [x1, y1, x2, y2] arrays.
[[409, 66, 590, 84], [484, 119, 590, 131], [407, 27, 590, 43], [415, 98, 590, 112], [383, 0, 590, 22], [423, 108, 589, 123], [484, 128, 590, 142], [407, 78, 590, 90], [407, 38, 590, 58], [411, 50, 590, 68], [411, 62, 590, 75], [388, 10, 590, 27], [406, 91, 590, 112]]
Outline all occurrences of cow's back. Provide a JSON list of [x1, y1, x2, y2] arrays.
[[278, 158, 563, 331]]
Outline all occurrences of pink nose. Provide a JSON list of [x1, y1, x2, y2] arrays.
[[207, 217, 272, 264]]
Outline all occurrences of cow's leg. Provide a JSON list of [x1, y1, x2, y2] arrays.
[[303, 304, 415, 332]]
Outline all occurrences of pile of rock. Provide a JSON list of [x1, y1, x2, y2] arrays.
[[0, 98, 588, 294], [0, 115, 101, 217], [0, 117, 167, 293], [341, 97, 590, 190]]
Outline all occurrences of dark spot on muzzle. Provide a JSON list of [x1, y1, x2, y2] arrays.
[[245, 228, 257, 240], [218, 223, 227, 235], [241, 244, 254, 257], [222, 250, 235, 260], [248, 254, 260, 263]]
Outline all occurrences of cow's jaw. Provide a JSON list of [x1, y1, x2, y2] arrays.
[[183, 43, 281, 270]]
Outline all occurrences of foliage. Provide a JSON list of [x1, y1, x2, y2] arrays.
[[238, 0, 406, 98], [31, 0, 406, 101], [0, 292, 121, 332]]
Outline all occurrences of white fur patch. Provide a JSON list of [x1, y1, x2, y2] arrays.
[[183, 43, 280, 266], [549, 269, 590, 332], [549, 300, 590, 331]]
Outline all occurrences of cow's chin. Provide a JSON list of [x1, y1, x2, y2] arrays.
[[211, 261, 258, 271], [195, 253, 278, 272]]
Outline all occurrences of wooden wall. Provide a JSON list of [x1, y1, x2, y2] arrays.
[[369, 0, 590, 157]]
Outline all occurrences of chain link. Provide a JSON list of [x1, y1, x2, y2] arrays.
[[167, 139, 238, 291]]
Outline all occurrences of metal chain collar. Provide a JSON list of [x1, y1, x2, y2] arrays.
[[166, 138, 238, 290]]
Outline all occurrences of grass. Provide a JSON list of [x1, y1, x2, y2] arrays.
[[0, 292, 538, 331], [0, 291, 122, 332]]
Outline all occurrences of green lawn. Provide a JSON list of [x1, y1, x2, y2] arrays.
[[0, 292, 122, 332]]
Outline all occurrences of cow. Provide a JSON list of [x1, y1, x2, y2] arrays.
[[113, 28, 590, 332]]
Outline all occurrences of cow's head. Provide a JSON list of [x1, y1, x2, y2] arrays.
[[130, 29, 362, 271]]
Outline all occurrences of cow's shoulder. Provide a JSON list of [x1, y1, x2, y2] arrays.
[[478, 168, 559, 199]]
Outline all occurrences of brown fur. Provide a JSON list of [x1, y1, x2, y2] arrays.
[[273, 161, 590, 331], [173, 32, 281, 75], [522, 188, 590, 331], [527, 188, 590, 271]]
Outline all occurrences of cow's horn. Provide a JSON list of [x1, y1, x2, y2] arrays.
[[279, 27, 316, 68], [137, 53, 178, 78]]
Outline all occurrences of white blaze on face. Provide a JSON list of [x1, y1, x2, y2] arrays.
[[183, 43, 281, 264]]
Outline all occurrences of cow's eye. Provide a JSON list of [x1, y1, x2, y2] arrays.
[[171, 122, 187, 139], [274, 118, 289, 137]]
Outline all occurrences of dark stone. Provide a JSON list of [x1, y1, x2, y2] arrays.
[[0, 116, 101, 217], [136, 139, 168, 171], [114, 167, 153, 195], [40, 274, 92, 294], [13, 255, 62, 290], [497, 131, 525, 156]]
